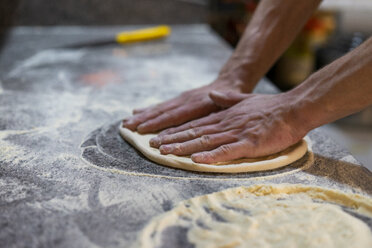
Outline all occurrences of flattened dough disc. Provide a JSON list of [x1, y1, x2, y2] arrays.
[[138, 184, 372, 248], [119, 126, 308, 173]]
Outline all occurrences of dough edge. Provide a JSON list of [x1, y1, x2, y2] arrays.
[[119, 125, 309, 173]]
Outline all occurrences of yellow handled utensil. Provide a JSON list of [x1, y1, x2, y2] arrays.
[[61, 25, 171, 49], [115, 25, 171, 44]]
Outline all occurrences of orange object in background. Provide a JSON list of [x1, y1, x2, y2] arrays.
[[80, 69, 121, 87]]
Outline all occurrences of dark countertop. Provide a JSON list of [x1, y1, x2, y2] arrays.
[[0, 25, 371, 248]]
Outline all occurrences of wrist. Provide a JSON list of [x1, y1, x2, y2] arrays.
[[217, 57, 261, 93], [281, 89, 314, 139]]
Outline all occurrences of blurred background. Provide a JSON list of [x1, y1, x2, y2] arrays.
[[1, 0, 371, 168]]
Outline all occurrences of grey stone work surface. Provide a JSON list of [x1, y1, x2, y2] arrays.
[[0, 25, 371, 248]]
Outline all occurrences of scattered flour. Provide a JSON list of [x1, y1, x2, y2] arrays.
[[0, 134, 33, 165], [98, 179, 182, 211], [0, 177, 33, 203], [340, 155, 360, 164], [28, 193, 90, 214], [9, 49, 85, 77], [135, 97, 162, 109], [89, 99, 133, 114], [0, 79, 3, 94]]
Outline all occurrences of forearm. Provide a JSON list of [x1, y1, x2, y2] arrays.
[[219, 0, 321, 92], [290, 37, 372, 132]]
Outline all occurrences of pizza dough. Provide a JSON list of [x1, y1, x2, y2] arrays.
[[138, 184, 372, 248], [119, 126, 308, 173]]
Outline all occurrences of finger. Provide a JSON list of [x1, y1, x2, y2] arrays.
[[137, 101, 218, 134], [124, 97, 184, 130], [132, 107, 147, 114], [209, 90, 248, 108], [123, 109, 162, 131], [191, 141, 250, 164], [159, 111, 221, 136], [122, 116, 130, 123], [159, 131, 238, 156], [150, 124, 221, 148]]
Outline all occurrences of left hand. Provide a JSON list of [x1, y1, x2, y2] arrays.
[[150, 90, 306, 164]]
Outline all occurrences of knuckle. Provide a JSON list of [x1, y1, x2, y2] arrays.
[[219, 145, 232, 155], [208, 151, 218, 161], [193, 127, 204, 137], [174, 144, 183, 153], [187, 129, 197, 139], [161, 130, 170, 136], [171, 134, 181, 142], [162, 134, 172, 143], [200, 135, 212, 146]]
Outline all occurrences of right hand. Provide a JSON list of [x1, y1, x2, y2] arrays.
[[150, 91, 306, 163]]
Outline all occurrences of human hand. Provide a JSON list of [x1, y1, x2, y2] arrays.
[[150, 91, 307, 164], [122, 75, 253, 134]]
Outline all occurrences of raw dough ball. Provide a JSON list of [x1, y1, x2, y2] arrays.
[[138, 184, 372, 248]]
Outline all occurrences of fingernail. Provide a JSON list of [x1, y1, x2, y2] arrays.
[[211, 90, 223, 97], [150, 137, 161, 147], [124, 119, 133, 125], [191, 153, 206, 163], [123, 120, 137, 131], [137, 123, 147, 133], [160, 145, 172, 154], [191, 154, 199, 162]]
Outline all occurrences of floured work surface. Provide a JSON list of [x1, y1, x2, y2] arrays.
[[139, 184, 372, 248], [119, 126, 309, 173], [1, 26, 372, 248]]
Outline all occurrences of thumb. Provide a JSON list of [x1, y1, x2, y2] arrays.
[[209, 90, 248, 108]]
